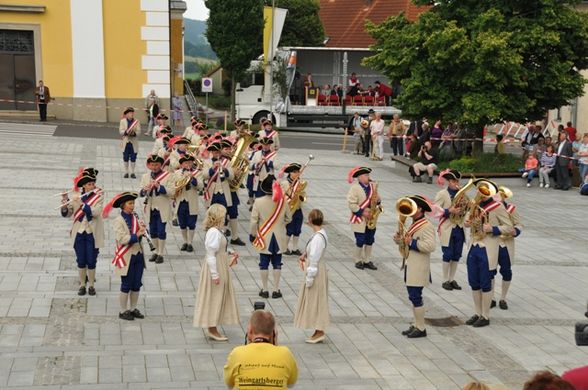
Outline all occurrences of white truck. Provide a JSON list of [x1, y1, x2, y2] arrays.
[[235, 46, 401, 130]]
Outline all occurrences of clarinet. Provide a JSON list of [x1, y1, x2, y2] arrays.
[[133, 212, 156, 252]]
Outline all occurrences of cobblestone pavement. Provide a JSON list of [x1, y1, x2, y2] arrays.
[[0, 124, 587, 389]]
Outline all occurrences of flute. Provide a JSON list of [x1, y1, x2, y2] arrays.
[[55, 188, 100, 210]]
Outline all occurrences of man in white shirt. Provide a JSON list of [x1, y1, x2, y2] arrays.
[[370, 112, 385, 160]]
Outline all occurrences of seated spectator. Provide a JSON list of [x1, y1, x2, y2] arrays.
[[532, 136, 547, 158], [320, 84, 331, 96], [410, 141, 438, 183], [348, 83, 361, 97], [349, 72, 359, 87], [539, 145, 556, 188], [563, 364, 588, 389], [580, 174, 588, 196], [365, 85, 376, 97], [374, 80, 393, 105], [519, 153, 539, 187], [461, 383, 490, 390], [495, 134, 505, 154], [578, 133, 588, 181], [224, 310, 298, 389], [523, 371, 574, 390]]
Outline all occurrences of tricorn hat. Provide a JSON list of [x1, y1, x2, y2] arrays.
[[409, 195, 432, 212], [76, 173, 97, 188], [207, 142, 222, 152], [102, 192, 138, 218], [261, 174, 276, 194], [146, 154, 164, 164], [347, 166, 372, 183], [123, 107, 134, 115], [260, 137, 274, 145], [179, 154, 195, 164]]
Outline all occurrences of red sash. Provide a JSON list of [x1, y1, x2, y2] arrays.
[[112, 215, 138, 269], [482, 200, 501, 214], [151, 170, 170, 186], [407, 218, 428, 238], [204, 161, 225, 201], [73, 189, 103, 222], [257, 151, 277, 171], [286, 180, 301, 204], [350, 183, 374, 224], [506, 203, 516, 214], [124, 119, 139, 136], [265, 130, 277, 138], [253, 197, 286, 250]]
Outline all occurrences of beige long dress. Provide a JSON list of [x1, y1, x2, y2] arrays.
[[294, 229, 330, 330], [193, 227, 240, 328]]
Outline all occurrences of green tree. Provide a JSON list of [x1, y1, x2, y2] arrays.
[[364, 1, 588, 153], [266, 0, 325, 47], [205, 0, 264, 120]]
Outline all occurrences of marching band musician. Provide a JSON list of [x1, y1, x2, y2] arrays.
[[169, 137, 191, 172], [60, 168, 104, 296], [347, 167, 380, 271], [230, 119, 246, 139], [492, 186, 522, 310], [151, 126, 172, 155], [246, 137, 260, 208], [280, 163, 306, 256], [464, 179, 513, 328], [184, 120, 202, 145], [258, 119, 281, 151], [393, 195, 436, 338], [174, 154, 202, 252], [119, 107, 141, 179], [151, 113, 169, 139], [251, 137, 277, 198], [434, 169, 465, 291], [221, 139, 246, 246], [202, 142, 234, 212], [183, 116, 198, 138], [140, 155, 173, 264], [102, 192, 147, 321], [249, 175, 292, 299]]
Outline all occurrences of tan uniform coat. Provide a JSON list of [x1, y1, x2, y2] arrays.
[[112, 214, 144, 277], [347, 182, 377, 233], [402, 219, 436, 287], [500, 203, 522, 262], [202, 158, 234, 207], [250, 195, 292, 255], [250, 150, 276, 193], [62, 193, 105, 248], [174, 168, 202, 215], [119, 119, 140, 152], [280, 179, 306, 212], [434, 189, 464, 247], [140, 172, 173, 224]]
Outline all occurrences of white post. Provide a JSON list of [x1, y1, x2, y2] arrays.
[[205, 92, 208, 124]]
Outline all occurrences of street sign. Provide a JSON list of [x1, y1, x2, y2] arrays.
[[202, 77, 213, 93]]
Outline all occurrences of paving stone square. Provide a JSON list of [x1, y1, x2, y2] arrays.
[[0, 123, 587, 389]]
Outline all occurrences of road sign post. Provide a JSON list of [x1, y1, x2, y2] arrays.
[[202, 78, 213, 124]]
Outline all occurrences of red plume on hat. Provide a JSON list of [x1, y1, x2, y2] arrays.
[[437, 168, 451, 187], [272, 180, 283, 202], [72, 167, 85, 191], [277, 164, 289, 179], [167, 136, 182, 149], [420, 194, 445, 220], [348, 166, 361, 184], [102, 194, 120, 219]]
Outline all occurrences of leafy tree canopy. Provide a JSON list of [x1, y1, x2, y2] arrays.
[[266, 0, 326, 47], [364, 0, 588, 127]]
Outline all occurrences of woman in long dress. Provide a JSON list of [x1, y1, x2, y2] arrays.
[[294, 209, 330, 343], [193, 204, 240, 341]]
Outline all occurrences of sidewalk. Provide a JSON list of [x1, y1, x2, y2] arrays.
[[0, 132, 586, 389]]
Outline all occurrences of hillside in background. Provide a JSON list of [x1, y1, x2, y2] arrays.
[[184, 18, 217, 60]]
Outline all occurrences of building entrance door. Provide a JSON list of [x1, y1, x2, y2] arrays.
[[0, 30, 36, 110]]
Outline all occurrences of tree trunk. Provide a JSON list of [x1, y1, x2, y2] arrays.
[[472, 125, 485, 157], [230, 74, 236, 123]]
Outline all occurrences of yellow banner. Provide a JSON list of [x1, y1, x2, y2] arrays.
[[263, 6, 273, 65]]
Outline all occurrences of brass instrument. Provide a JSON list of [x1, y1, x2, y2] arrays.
[[498, 185, 516, 239], [395, 197, 418, 269], [468, 180, 497, 241], [173, 158, 204, 199], [449, 178, 474, 224], [366, 181, 383, 230], [285, 155, 314, 212], [228, 132, 255, 191]]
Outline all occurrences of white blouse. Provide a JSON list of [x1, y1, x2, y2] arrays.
[[305, 229, 328, 287], [204, 227, 224, 280]]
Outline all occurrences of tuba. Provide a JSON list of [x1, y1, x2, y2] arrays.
[[468, 180, 497, 241], [173, 158, 204, 199], [228, 133, 255, 191], [285, 155, 313, 212], [450, 178, 474, 224], [396, 197, 417, 269], [366, 181, 383, 230]]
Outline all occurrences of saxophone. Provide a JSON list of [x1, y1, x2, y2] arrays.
[[366, 181, 383, 230]]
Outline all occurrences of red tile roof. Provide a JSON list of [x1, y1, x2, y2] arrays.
[[319, 0, 429, 48]]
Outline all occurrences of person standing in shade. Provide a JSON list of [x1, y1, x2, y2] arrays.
[[555, 131, 573, 190], [294, 209, 330, 344], [194, 204, 240, 341], [144, 89, 160, 134], [171, 94, 183, 130], [103, 192, 147, 321], [34, 80, 51, 122], [119, 107, 141, 178]]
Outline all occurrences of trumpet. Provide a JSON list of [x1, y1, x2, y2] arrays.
[[395, 197, 418, 270], [133, 212, 156, 252]]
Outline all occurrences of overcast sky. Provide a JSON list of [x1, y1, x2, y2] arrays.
[[184, 0, 209, 20]]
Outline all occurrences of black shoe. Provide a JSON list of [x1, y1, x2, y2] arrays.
[[490, 300, 496, 309], [88, 287, 96, 296], [225, 229, 231, 237], [364, 261, 378, 270], [259, 290, 269, 299], [230, 238, 246, 246], [284, 249, 292, 256], [427, 177, 433, 184], [355, 262, 365, 270], [450, 280, 462, 290], [78, 286, 86, 296], [123, 173, 129, 178], [149, 254, 158, 262], [401, 325, 415, 336], [180, 243, 188, 251], [562, 187, 570, 191], [555, 185, 562, 189], [130, 309, 145, 319], [119, 310, 134, 321], [272, 290, 282, 299], [499, 300, 508, 310], [172, 219, 179, 226], [155, 255, 164, 264], [442, 281, 454, 291], [291, 249, 302, 256], [130, 173, 136, 179], [186, 244, 194, 252], [407, 328, 427, 338], [465, 314, 480, 325], [412, 176, 417, 182], [415, 177, 422, 183], [472, 317, 490, 328]]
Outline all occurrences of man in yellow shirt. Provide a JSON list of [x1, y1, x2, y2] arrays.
[[224, 311, 298, 390]]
